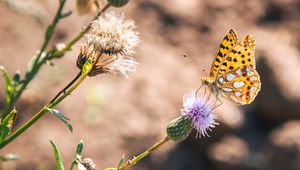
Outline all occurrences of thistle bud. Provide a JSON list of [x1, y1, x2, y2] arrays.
[[167, 116, 193, 142], [107, 0, 129, 7]]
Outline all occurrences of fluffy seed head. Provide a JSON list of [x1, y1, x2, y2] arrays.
[[181, 91, 219, 137], [86, 11, 139, 56]]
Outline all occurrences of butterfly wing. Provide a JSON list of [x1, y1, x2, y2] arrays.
[[216, 65, 261, 105], [209, 29, 238, 79], [217, 35, 256, 78]]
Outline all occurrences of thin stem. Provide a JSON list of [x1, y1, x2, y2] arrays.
[[33, 0, 66, 67], [0, 71, 89, 149], [50, 3, 110, 59], [50, 71, 82, 103], [119, 137, 170, 170], [0, 3, 110, 118], [69, 160, 77, 170], [0, 0, 67, 117]]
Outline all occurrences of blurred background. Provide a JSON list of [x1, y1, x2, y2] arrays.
[[0, 0, 300, 169]]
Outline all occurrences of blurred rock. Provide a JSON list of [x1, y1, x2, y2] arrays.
[[260, 121, 300, 170]]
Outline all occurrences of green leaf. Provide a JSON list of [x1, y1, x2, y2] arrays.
[[50, 141, 65, 170], [0, 125, 9, 142], [0, 108, 17, 142], [45, 25, 55, 40], [117, 154, 125, 170], [25, 55, 36, 79], [76, 140, 84, 155], [47, 108, 73, 133], [0, 66, 14, 104], [60, 11, 72, 18], [105, 168, 117, 170], [13, 71, 20, 84]]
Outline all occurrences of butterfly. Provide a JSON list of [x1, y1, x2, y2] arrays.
[[202, 29, 261, 105]]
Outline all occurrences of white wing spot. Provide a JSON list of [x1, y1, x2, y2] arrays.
[[235, 91, 242, 97], [226, 73, 236, 81], [233, 82, 245, 88], [236, 68, 242, 75], [246, 66, 250, 72], [250, 76, 257, 81], [247, 71, 254, 76], [250, 87, 257, 93], [218, 77, 225, 84], [223, 87, 233, 92]]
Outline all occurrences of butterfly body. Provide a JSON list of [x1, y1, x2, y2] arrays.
[[202, 29, 261, 105]]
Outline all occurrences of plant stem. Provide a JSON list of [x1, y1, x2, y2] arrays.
[[0, 71, 89, 149], [49, 3, 110, 59], [0, 0, 67, 117], [119, 137, 170, 170], [69, 160, 77, 170], [50, 71, 82, 103], [0, 3, 110, 117]]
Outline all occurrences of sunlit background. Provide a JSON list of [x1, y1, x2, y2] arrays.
[[0, 0, 300, 169]]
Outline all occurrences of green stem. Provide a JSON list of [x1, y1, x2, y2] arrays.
[[0, 0, 67, 117], [33, 0, 66, 67], [0, 71, 89, 149], [50, 3, 110, 59], [119, 137, 170, 170], [0, 3, 110, 117], [69, 160, 77, 170]]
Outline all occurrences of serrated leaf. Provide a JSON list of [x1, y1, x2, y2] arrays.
[[47, 108, 73, 133], [50, 141, 65, 170], [0, 66, 14, 104], [45, 25, 55, 40], [117, 154, 125, 170], [60, 11, 72, 18], [76, 140, 84, 155]]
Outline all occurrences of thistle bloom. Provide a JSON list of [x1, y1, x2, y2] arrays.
[[181, 91, 219, 137], [77, 11, 139, 78]]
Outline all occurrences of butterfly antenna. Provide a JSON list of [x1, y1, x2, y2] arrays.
[[196, 84, 204, 97]]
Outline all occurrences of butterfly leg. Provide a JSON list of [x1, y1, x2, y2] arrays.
[[215, 93, 223, 108]]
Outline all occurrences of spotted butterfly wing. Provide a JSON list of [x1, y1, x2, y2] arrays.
[[215, 35, 260, 105], [216, 65, 261, 105], [217, 35, 256, 77], [209, 29, 238, 79]]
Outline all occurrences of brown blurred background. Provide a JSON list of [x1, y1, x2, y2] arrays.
[[0, 0, 300, 169]]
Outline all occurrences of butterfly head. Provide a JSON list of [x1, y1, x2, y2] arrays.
[[201, 76, 214, 86]]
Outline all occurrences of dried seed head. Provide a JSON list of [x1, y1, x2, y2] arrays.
[[77, 157, 98, 170], [86, 11, 139, 56], [77, 45, 138, 78]]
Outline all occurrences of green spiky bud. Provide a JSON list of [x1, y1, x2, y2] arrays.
[[107, 0, 129, 7], [166, 116, 194, 142]]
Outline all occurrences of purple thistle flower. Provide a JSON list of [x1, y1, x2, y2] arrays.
[[181, 91, 219, 137]]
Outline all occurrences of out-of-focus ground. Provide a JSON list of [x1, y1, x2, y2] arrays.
[[0, 0, 300, 169]]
